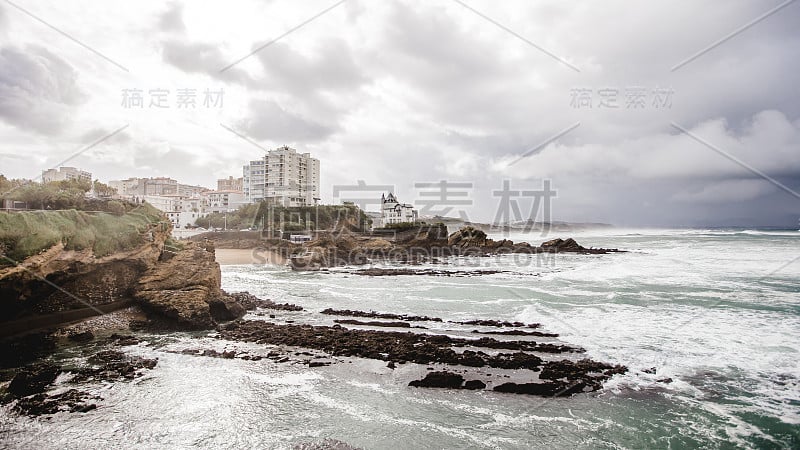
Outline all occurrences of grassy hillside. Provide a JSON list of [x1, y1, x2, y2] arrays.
[[0, 203, 166, 264]]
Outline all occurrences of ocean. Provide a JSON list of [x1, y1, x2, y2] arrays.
[[1, 229, 798, 449]]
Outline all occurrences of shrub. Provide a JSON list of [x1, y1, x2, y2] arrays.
[[379, 222, 418, 231], [0, 204, 165, 264]]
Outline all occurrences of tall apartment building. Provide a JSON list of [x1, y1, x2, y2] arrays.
[[243, 146, 320, 207], [42, 167, 92, 184]]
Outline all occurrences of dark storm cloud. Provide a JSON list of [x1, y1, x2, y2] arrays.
[[255, 40, 367, 95], [0, 45, 84, 135], [162, 40, 253, 85], [238, 99, 334, 143], [158, 3, 186, 32], [373, 2, 531, 126], [365, 1, 800, 150]]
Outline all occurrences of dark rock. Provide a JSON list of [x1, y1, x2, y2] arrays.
[[448, 226, 488, 247], [208, 295, 247, 321], [387, 361, 396, 369], [225, 291, 261, 310], [321, 309, 443, 323], [494, 381, 589, 397], [67, 331, 94, 343], [334, 319, 411, 328], [473, 329, 558, 337], [0, 333, 57, 370], [7, 363, 60, 397], [539, 359, 627, 381], [70, 403, 97, 413], [217, 321, 563, 370], [73, 350, 157, 383], [107, 334, 140, 346], [308, 360, 330, 368], [463, 379, 486, 390], [656, 377, 673, 384], [453, 319, 540, 328], [12, 388, 100, 416], [643, 367, 656, 374], [409, 371, 465, 389], [540, 238, 583, 252], [350, 268, 502, 277]]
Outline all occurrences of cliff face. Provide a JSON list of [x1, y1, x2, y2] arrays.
[[0, 221, 168, 320], [0, 214, 245, 333], [135, 241, 245, 329]]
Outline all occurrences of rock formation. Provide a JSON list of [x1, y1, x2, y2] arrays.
[[0, 212, 248, 333], [134, 241, 246, 329]]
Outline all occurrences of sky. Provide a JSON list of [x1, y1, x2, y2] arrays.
[[0, 0, 798, 227]]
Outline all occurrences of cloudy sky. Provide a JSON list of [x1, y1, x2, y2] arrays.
[[0, 0, 798, 227]]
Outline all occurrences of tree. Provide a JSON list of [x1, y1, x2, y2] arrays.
[[0, 175, 28, 198], [16, 184, 56, 209], [93, 179, 118, 198]]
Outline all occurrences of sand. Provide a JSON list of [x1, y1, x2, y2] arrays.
[[215, 248, 287, 266]]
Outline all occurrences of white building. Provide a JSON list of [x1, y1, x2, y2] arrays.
[[205, 190, 247, 214], [243, 146, 320, 206], [109, 177, 210, 200], [243, 159, 266, 202], [142, 194, 206, 230], [42, 167, 92, 184], [376, 193, 417, 228], [108, 177, 140, 197]]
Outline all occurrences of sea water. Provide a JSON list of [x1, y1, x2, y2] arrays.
[[1, 229, 798, 449]]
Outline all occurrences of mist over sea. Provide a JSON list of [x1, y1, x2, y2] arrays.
[[2, 228, 798, 449]]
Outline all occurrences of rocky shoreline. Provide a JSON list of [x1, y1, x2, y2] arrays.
[[190, 225, 625, 271], [1, 332, 157, 416], [1, 219, 630, 418], [0, 292, 629, 416], [289, 227, 625, 270], [213, 316, 626, 396]]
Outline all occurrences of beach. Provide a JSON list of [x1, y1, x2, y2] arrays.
[[214, 248, 286, 266]]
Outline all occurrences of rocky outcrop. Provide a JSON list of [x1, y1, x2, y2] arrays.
[[1, 347, 158, 416], [1, 212, 249, 333], [540, 238, 583, 252], [134, 241, 246, 329], [6, 363, 60, 398], [409, 371, 484, 389], [217, 320, 580, 367], [447, 226, 488, 247], [285, 226, 623, 269], [218, 319, 626, 397], [0, 220, 168, 324]]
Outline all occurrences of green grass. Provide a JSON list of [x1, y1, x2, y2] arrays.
[[0, 204, 166, 264]]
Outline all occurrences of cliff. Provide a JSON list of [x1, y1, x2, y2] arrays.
[[0, 207, 246, 334], [135, 240, 245, 329]]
